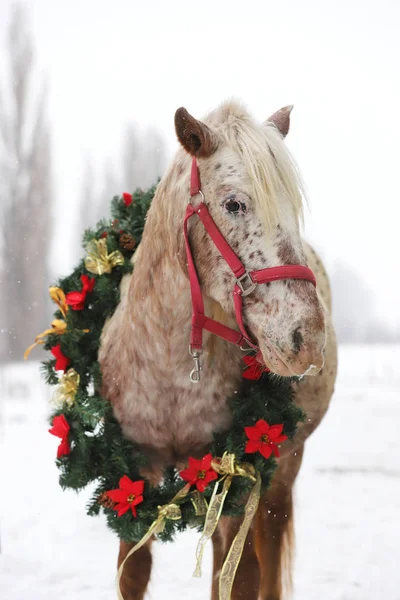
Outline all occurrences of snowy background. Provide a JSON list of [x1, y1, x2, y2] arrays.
[[1, 345, 400, 599], [1, 0, 400, 598], [1, 0, 400, 351]]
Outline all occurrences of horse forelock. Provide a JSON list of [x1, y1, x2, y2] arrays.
[[203, 99, 305, 233]]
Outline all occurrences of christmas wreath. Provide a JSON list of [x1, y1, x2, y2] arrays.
[[28, 186, 305, 549]]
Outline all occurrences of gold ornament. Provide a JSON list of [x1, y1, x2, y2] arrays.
[[52, 368, 80, 408], [84, 238, 124, 275]]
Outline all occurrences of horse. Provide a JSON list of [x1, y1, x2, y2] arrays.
[[99, 99, 338, 600]]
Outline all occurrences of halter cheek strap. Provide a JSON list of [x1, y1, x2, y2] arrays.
[[184, 158, 316, 382]]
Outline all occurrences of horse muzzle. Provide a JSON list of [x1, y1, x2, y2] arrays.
[[259, 326, 326, 377]]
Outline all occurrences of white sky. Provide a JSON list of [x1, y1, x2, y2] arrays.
[[1, 0, 399, 324]]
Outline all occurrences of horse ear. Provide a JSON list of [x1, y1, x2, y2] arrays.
[[175, 107, 219, 158], [266, 105, 294, 137]]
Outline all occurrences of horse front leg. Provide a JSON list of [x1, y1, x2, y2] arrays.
[[255, 446, 304, 600], [117, 538, 153, 600], [211, 515, 260, 600], [210, 526, 224, 599]]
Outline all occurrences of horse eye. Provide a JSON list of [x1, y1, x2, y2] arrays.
[[224, 199, 242, 213]]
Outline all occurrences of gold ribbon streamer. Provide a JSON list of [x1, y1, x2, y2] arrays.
[[193, 475, 232, 578], [84, 238, 124, 275], [193, 453, 256, 579], [24, 319, 67, 360], [52, 368, 80, 408], [219, 473, 261, 600], [116, 483, 191, 600], [191, 491, 208, 516]]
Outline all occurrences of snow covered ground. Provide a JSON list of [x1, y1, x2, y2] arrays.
[[1, 344, 399, 599]]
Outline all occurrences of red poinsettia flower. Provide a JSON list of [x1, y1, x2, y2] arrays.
[[49, 414, 71, 458], [106, 476, 145, 517], [50, 344, 71, 372], [245, 419, 288, 459], [179, 453, 218, 493], [65, 275, 95, 310], [123, 192, 132, 207], [100, 231, 108, 238], [242, 354, 270, 380], [81, 274, 96, 293]]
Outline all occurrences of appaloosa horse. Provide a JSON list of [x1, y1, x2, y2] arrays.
[[99, 100, 337, 600]]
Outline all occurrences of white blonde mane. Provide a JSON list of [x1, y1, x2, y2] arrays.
[[205, 100, 305, 231]]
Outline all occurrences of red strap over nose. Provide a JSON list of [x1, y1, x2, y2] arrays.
[[250, 265, 316, 287]]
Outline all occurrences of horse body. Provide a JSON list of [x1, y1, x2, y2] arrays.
[[99, 100, 337, 599]]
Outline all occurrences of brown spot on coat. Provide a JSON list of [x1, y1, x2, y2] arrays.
[[277, 239, 300, 265]]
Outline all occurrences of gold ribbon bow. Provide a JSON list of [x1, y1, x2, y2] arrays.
[[84, 239, 124, 275], [52, 368, 80, 408], [193, 453, 261, 600], [24, 287, 69, 359], [116, 484, 191, 600]]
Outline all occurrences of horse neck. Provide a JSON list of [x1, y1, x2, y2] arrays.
[[129, 224, 190, 365], [122, 182, 242, 384]]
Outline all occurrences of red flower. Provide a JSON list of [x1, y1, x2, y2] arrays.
[[51, 344, 71, 372], [245, 419, 288, 459], [100, 231, 108, 238], [123, 192, 132, 207], [49, 414, 71, 458], [65, 275, 95, 310], [82, 274, 95, 291], [179, 453, 218, 493], [106, 476, 145, 517], [242, 354, 269, 380]]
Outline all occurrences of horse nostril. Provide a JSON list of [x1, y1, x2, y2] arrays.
[[292, 327, 304, 353]]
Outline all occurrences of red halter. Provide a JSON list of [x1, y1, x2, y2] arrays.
[[184, 158, 316, 382]]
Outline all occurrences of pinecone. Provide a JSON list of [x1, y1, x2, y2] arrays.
[[119, 233, 136, 251], [98, 492, 115, 509]]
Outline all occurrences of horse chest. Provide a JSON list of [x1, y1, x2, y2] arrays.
[[111, 363, 238, 461]]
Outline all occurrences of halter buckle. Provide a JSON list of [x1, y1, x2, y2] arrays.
[[236, 271, 257, 296], [188, 190, 205, 206], [189, 346, 203, 383]]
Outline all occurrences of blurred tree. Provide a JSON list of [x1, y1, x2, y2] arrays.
[[79, 125, 167, 238], [330, 262, 374, 343], [0, 5, 53, 362]]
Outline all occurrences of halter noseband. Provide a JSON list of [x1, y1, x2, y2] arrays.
[[184, 157, 316, 382]]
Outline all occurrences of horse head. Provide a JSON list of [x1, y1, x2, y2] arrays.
[[173, 101, 326, 377]]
